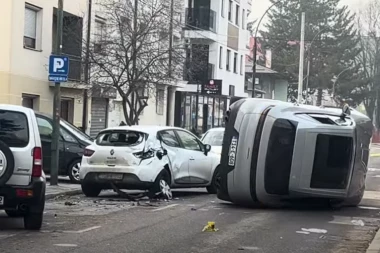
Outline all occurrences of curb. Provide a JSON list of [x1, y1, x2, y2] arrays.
[[367, 228, 380, 253], [45, 189, 82, 200]]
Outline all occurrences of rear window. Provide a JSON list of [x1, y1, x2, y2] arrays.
[[202, 130, 224, 146], [96, 131, 145, 146], [0, 110, 29, 148]]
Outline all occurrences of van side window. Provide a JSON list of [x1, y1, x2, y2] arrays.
[[0, 110, 29, 148]]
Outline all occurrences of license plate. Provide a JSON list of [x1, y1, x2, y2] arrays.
[[98, 173, 123, 180], [0, 196, 4, 206], [228, 136, 238, 166]]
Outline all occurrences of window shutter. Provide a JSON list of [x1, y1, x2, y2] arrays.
[[24, 8, 37, 39]]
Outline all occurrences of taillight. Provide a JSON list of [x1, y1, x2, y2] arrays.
[[32, 147, 42, 178], [83, 148, 95, 157]]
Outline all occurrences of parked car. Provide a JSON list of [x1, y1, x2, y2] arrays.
[[201, 127, 224, 155], [219, 98, 372, 207], [0, 105, 45, 230], [80, 126, 221, 199], [35, 112, 93, 183]]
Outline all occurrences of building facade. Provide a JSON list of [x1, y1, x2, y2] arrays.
[[0, 0, 89, 128], [175, 0, 251, 135]]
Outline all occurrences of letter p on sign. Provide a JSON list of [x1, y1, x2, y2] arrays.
[[53, 58, 65, 72]]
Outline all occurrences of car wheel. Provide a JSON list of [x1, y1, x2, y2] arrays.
[[5, 210, 24, 218], [81, 182, 102, 197], [68, 160, 81, 183], [207, 166, 221, 194], [0, 140, 15, 186], [24, 195, 45, 230], [149, 170, 172, 200]]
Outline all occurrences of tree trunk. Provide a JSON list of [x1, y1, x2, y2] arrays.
[[316, 88, 323, 106]]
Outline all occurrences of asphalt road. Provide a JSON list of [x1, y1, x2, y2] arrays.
[[2, 154, 380, 253]]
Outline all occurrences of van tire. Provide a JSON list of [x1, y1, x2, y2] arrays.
[[24, 194, 45, 230], [82, 182, 102, 197], [0, 140, 15, 186]]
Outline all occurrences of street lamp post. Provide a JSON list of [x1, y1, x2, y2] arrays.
[[332, 67, 351, 98], [251, 0, 283, 98]]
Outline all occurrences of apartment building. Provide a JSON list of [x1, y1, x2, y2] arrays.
[[0, 0, 89, 128], [174, 0, 250, 134]]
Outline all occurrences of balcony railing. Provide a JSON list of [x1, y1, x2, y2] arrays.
[[185, 8, 216, 33]]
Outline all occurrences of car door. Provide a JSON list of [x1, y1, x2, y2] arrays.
[[36, 116, 65, 173], [158, 130, 191, 184], [175, 130, 212, 185]]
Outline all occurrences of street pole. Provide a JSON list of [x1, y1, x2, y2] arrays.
[[297, 12, 306, 103], [51, 0, 63, 186], [166, 0, 174, 126], [82, 0, 92, 133], [251, 0, 282, 98]]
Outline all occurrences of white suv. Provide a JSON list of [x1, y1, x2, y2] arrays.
[[0, 105, 45, 230], [80, 126, 221, 198]]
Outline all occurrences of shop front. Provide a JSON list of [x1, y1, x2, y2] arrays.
[[174, 91, 229, 137]]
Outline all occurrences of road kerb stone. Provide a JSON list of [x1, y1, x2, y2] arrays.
[[46, 189, 82, 200], [367, 228, 380, 253]]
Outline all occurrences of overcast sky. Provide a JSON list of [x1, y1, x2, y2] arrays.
[[250, 0, 365, 27]]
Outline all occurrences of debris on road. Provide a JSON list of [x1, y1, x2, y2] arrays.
[[202, 222, 218, 232], [64, 201, 76, 206], [351, 220, 365, 226], [301, 228, 327, 234]]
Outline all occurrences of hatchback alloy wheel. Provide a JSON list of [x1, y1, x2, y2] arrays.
[[159, 179, 172, 200]]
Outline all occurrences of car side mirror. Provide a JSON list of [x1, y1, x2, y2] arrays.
[[204, 144, 211, 155], [156, 149, 167, 160]]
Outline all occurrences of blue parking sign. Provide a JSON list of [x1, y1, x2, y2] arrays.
[[48, 55, 69, 82]]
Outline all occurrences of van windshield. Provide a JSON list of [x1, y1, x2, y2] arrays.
[[96, 130, 145, 146]]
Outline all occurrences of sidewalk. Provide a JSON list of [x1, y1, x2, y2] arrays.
[[46, 182, 82, 200]]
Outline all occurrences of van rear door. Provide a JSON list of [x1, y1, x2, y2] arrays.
[[0, 109, 34, 186]]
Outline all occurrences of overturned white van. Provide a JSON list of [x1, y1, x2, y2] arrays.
[[217, 98, 372, 207]]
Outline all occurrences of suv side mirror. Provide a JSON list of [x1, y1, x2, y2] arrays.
[[204, 144, 211, 155]]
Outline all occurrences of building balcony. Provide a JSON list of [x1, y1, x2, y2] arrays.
[[184, 8, 218, 42]]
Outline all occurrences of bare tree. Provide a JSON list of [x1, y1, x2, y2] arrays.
[[356, 0, 380, 125], [83, 0, 191, 126]]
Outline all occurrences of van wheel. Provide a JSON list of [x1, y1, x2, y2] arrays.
[[68, 160, 81, 183], [207, 166, 221, 194], [24, 195, 45, 230], [82, 182, 102, 197], [0, 140, 15, 186], [5, 210, 23, 218], [148, 170, 172, 200]]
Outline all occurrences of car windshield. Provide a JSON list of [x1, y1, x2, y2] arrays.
[[60, 119, 93, 143], [202, 130, 224, 146]]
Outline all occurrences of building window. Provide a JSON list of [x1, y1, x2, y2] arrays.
[[156, 89, 165, 115], [226, 49, 231, 71], [242, 9, 245, 29], [235, 5, 240, 26], [221, 0, 225, 17], [240, 55, 243, 75], [22, 94, 39, 110], [233, 52, 238, 73], [219, 46, 223, 69], [228, 0, 233, 22], [229, 85, 235, 96], [94, 17, 106, 53], [24, 4, 41, 50]]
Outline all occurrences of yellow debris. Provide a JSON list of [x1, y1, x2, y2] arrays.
[[202, 222, 219, 232]]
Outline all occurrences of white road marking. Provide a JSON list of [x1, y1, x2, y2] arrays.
[[301, 228, 327, 234], [0, 234, 16, 240], [372, 175, 380, 178], [152, 204, 179, 212], [238, 246, 260, 251], [63, 226, 102, 234], [358, 206, 380, 210], [351, 220, 365, 226], [296, 231, 310, 235], [363, 191, 380, 200], [54, 244, 78, 247], [368, 168, 380, 172]]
